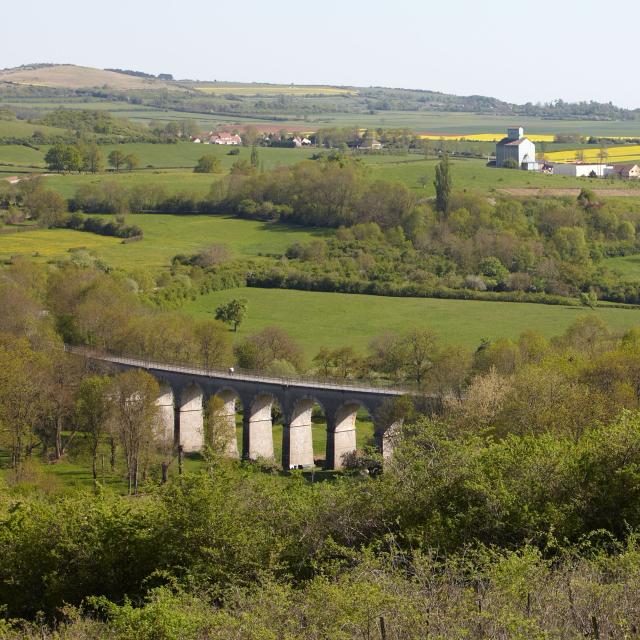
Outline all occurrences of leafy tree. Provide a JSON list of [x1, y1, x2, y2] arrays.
[[250, 145, 259, 168], [580, 290, 598, 309], [109, 369, 160, 494], [22, 184, 67, 227], [215, 298, 248, 332], [44, 144, 67, 173], [124, 153, 139, 172], [234, 326, 303, 370], [0, 335, 49, 475], [194, 154, 222, 174], [434, 153, 452, 213], [76, 375, 112, 484], [108, 149, 126, 172], [83, 143, 104, 173]]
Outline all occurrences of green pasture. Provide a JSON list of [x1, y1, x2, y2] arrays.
[[0, 214, 326, 270], [95, 142, 314, 170], [369, 157, 640, 195], [605, 255, 640, 281], [0, 142, 315, 174], [0, 118, 67, 139], [183, 287, 640, 357], [43, 170, 219, 199]]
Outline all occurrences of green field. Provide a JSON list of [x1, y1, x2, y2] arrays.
[[7, 99, 640, 136], [183, 287, 640, 357], [0, 214, 326, 269], [369, 156, 640, 195], [0, 142, 315, 172], [605, 254, 640, 281], [0, 118, 67, 139]]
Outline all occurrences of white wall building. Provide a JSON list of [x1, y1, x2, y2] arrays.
[[551, 162, 612, 178], [495, 127, 537, 170]]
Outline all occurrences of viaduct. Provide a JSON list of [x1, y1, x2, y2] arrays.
[[68, 347, 409, 470]]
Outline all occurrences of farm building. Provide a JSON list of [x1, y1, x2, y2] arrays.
[[292, 136, 312, 147], [359, 138, 383, 151], [551, 162, 612, 178], [495, 127, 537, 169], [208, 132, 242, 145], [609, 164, 640, 179]]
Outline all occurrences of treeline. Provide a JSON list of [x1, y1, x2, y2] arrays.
[[65, 212, 142, 238], [54, 156, 640, 304]]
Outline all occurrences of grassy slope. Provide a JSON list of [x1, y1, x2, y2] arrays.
[[182, 287, 640, 357], [0, 214, 326, 269], [369, 156, 640, 194]]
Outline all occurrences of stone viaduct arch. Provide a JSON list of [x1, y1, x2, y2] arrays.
[[70, 347, 408, 470]]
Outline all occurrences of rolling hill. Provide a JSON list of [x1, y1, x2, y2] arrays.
[[0, 64, 178, 91]]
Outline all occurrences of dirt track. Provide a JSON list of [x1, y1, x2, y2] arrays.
[[498, 188, 640, 197]]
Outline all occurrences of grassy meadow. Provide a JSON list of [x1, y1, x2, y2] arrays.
[[182, 287, 640, 357], [0, 214, 326, 269]]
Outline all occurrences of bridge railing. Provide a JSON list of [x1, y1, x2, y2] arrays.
[[64, 344, 416, 395]]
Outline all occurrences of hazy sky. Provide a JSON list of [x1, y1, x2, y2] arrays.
[[4, 0, 640, 107]]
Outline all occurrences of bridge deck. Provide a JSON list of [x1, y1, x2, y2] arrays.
[[65, 345, 410, 397]]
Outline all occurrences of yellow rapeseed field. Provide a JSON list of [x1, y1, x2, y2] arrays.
[[418, 133, 556, 142], [544, 145, 640, 164]]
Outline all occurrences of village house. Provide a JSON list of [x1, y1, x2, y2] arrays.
[[359, 137, 383, 151], [608, 164, 640, 179], [206, 132, 242, 145], [292, 136, 312, 147]]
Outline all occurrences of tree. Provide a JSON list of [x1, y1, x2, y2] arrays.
[[22, 185, 67, 227], [83, 143, 104, 173], [44, 144, 68, 173], [580, 290, 598, 309], [215, 298, 248, 332], [108, 149, 126, 172], [76, 375, 112, 485], [369, 329, 440, 386], [250, 145, 259, 168], [124, 153, 139, 172], [0, 335, 49, 476], [109, 370, 160, 494], [194, 154, 222, 174], [234, 326, 304, 371], [434, 153, 452, 214]]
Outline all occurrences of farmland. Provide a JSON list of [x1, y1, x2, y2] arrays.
[[545, 144, 640, 164], [6, 143, 640, 200], [182, 287, 640, 357]]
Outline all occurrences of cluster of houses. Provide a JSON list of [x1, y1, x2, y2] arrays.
[[190, 130, 385, 151], [191, 131, 243, 145], [495, 127, 640, 179]]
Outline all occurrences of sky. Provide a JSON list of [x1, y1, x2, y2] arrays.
[[3, 0, 640, 108]]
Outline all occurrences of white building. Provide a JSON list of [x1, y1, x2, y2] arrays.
[[208, 132, 242, 145], [495, 127, 537, 170], [551, 162, 612, 178]]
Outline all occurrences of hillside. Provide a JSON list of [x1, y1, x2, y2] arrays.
[[0, 64, 178, 91], [1, 64, 638, 122]]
